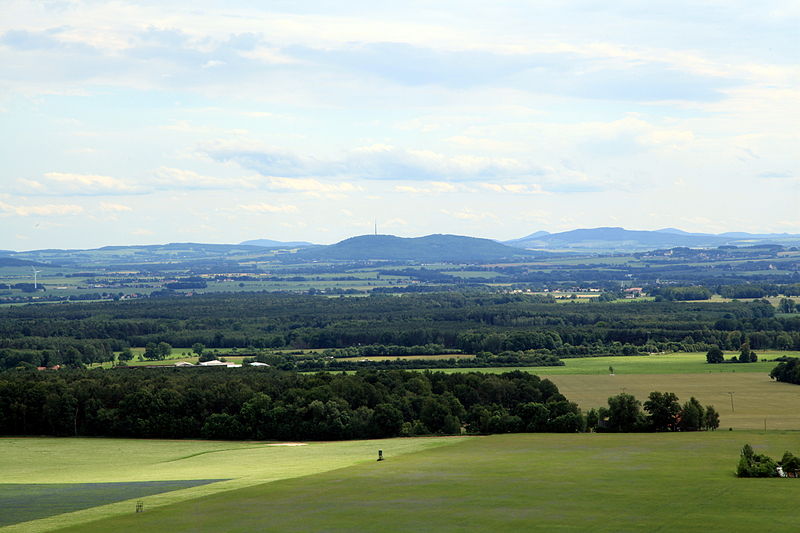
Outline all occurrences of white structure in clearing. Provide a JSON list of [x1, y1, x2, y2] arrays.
[[199, 360, 242, 368]]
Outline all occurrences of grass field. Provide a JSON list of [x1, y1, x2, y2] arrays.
[[548, 373, 800, 430], [49, 432, 800, 533], [540, 351, 788, 375], [0, 437, 461, 533], [435, 351, 791, 376]]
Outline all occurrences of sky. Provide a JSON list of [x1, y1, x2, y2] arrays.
[[1, 0, 799, 250]]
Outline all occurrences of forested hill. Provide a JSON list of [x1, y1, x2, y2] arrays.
[[0, 257, 48, 267], [290, 234, 539, 262]]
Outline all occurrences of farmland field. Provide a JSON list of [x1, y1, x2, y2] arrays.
[[46, 432, 800, 533], [547, 373, 800, 430]]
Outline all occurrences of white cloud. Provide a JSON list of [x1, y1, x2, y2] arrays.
[[41, 172, 139, 194], [154, 167, 261, 190], [100, 202, 132, 212], [204, 141, 541, 181], [394, 182, 460, 194], [268, 177, 362, 194], [238, 203, 298, 213], [479, 183, 546, 195], [384, 217, 409, 227], [440, 208, 498, 221], [0, 200, 83, 217]]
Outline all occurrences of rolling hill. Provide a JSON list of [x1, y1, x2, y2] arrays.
[[291, 234, 540, 262]]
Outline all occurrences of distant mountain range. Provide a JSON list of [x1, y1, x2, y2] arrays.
[[290, 234, 539, 263], [239, 239, 313, 248], [504, 227, 800, 252], [2, 228, 800, 267]]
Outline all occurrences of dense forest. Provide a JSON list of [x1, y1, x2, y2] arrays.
[[0, 368, 582, 439], [1, 292, 798, 369]]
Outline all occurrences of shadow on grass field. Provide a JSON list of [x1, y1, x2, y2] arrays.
[[0, 480, 223, 527], [53, 432, 800, 533]]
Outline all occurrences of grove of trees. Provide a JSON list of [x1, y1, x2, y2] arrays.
[[770, 357, 800, 385], [586, 391, 719, 433]]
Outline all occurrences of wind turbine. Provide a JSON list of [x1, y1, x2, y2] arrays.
[[31, 266, 41, 290]]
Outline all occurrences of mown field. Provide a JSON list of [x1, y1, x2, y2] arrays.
[[548, 373, 800, 430], [46, 432, 800, 533], [0, 437, 460, 533]]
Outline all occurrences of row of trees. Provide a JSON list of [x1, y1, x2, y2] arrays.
[[586, 392, 719, 432], [705, 343, 758, 364]]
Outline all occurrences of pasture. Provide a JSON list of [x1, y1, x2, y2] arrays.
[[51, 432, 800, 533]]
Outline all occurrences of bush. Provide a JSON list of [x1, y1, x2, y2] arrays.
[[737, 444, 778, 478]]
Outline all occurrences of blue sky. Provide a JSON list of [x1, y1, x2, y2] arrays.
[[1, 1, 798, 249]]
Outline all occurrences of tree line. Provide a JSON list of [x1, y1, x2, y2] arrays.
[[2, 292, 800, 371], [0, 368, 583, 439]]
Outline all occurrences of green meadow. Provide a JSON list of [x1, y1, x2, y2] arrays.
[[48, 432, 800, 533], [0, 437, 459, 533]]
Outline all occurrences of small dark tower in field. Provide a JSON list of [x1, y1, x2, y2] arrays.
[[377, 450, 384, 461]]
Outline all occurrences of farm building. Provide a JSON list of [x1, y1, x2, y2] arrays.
[[199, 360, 241, 368], [624, 287, 644, 298]]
